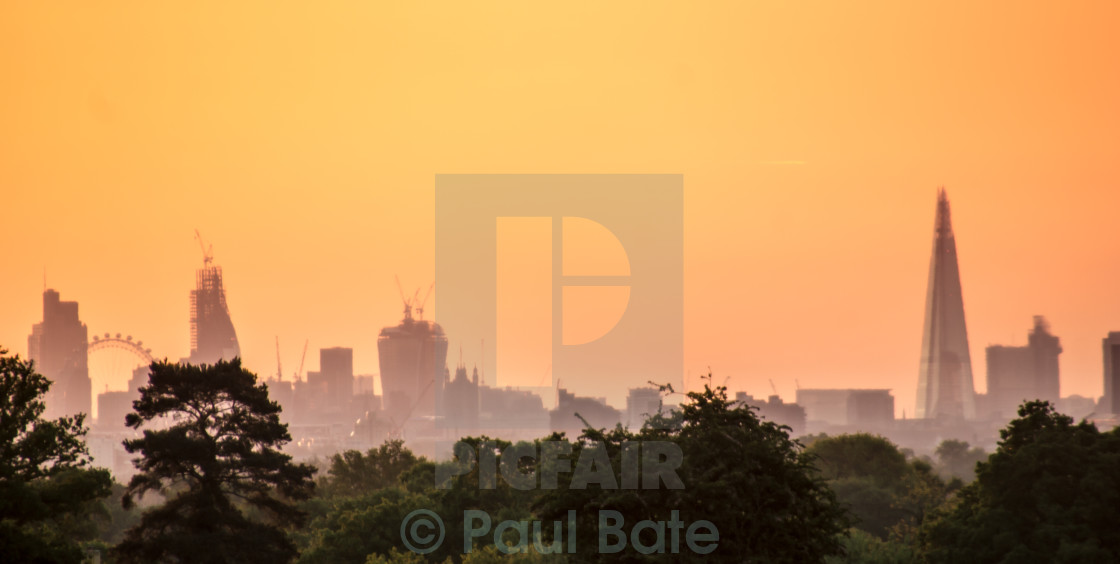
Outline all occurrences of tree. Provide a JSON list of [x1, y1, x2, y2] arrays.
[[534, 379, 847, 563], [0, 347, 112, 563], [825, 528, 915, 564], [922, 401, 1120, 563], [295, 440, 437, 564], [116, 359, 316, 563], [319, 440, 421, 498], [299, 436, 542, 563], [297, 488, 438, 564], [932, 439, 986, 482], [807, 434, 950, 541]]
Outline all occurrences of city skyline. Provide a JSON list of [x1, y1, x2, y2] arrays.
[[6, 197, 1115, 417], [4, 3, 1120, 416]]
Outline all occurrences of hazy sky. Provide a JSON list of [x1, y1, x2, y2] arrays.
[[2, 2, 1118, 416]]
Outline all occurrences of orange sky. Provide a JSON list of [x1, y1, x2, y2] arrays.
[[2, 2, 1118, 417]]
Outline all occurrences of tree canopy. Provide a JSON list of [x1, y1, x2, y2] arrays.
[[932, 439, 987, 483], [807, 433, 950, 542], [534, 381, 848, 563], [922, 400, 1120, 563], [116, 358, 316, 563], [0, 348, 112, 563]]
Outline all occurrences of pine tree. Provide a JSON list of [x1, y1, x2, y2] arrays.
[[116, 359, 315, 563]]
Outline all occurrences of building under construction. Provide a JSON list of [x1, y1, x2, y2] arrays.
[[186, 231, 240, 365], [377, 288, 448, 424]]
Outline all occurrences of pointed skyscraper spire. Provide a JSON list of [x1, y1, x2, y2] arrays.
[[916, 188, 976, 419]]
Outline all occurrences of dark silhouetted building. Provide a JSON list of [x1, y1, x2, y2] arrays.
[[984, 316, 1062, 420], [797, 389, 894, 428], [443, 363, 480, 432], [550, 388, 621, 438], [736, 392, 807, 436], [916, 189, 977, 419], [28, 289, 91, 419], [626, 387, 662, 429], [477, 385, 549, 433], [97, 391, 131, 429], [96, 364, 149, 429], [1058, 395, 1096, 421], [187, 261, 240, 365], [354, 374, 375, 395], [377, 304, 448, 422], [1104, 332, 1120, 415], [1029, 317, 1062, 401], [306, 347, 354, 411]]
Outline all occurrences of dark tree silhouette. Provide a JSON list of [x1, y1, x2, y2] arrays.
[[534, 378, 847, 563], [0, 347, 112, 563], [922, 401, 1120, 562], [318, 439, 420, 498], [932, 439, 986, 482], [807, 433, 951, 541], [116, 359, 315, 564]]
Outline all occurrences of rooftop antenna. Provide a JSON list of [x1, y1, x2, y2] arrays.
[[480, 338, 485, 386]]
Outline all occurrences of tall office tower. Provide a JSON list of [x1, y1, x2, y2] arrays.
[[187, 258, 240, 365], [1027, 316, 1062, 403], [377, 302, 448, 421], [1103, 332, 1120, 415], [28, 289, 91, 419], [916, 189, 977, 419], [315, 346, 353, 407], [984, 316, 1063, 419]]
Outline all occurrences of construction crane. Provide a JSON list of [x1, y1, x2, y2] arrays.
[[769, 378, 779, 397], [194, 229, 214, 266], [294, 339, 308, 382], [415, 282, 434, 320], [275, 336, 283, 381], [395, 275, 413, 320]]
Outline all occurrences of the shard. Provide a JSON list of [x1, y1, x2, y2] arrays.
[[916, 189, 976, 419]]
